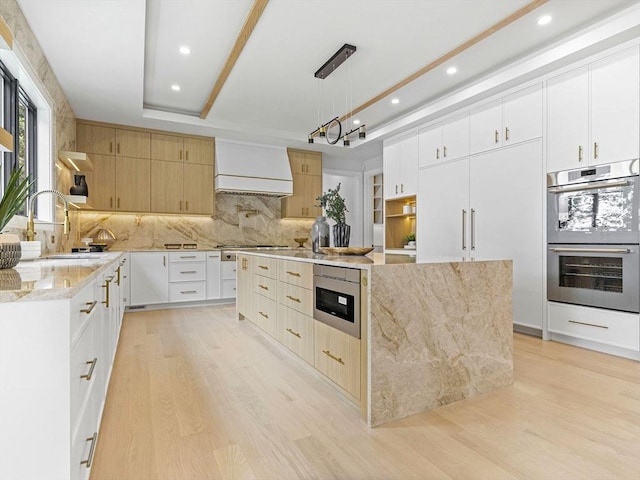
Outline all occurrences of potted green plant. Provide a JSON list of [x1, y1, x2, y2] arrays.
[[0, 165, 34, 268], [404, 233, 416, 249], [316, 183, 350, 247]]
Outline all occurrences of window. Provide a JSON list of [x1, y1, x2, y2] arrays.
[[0, 59, 37, 216]]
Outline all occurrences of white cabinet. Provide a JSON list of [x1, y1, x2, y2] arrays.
[[418, 113, 469, 167], [418, 140, 544, 329], [206, 251, 221, 299], [168, 251, 206, 303], [221, 260, 237, 298], [470, 83, 543, 155], [383, 131, 418, 199], [129, 252, 168, 305], [547, 47, 639, 172]]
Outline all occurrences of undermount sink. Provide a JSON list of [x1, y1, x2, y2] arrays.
[[44, 252, 110, 260]]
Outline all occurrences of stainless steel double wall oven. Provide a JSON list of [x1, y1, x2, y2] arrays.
[[547, 160, 639, 313]]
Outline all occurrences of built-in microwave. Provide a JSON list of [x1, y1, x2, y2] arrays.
[[313, 264, 361, 338]]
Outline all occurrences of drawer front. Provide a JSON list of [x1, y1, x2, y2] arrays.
[[279, 259, 313, 288], [277, 304, 314, 364], [253, 256, 278, 279], [314, 321, 360, 399], [169, 281, 206, 302], [169, 261, 206, 282], [279, 282, 313, 316], [221, 278, 237, 298], [168, 251, 206, 262], [548, 302, 640, 351], [221, 261, 237, 280], [70, 318, 99, 437], [71, 393, 98, 480], [71, 282, 99, 347], [254, 294, 278, 338], [253, 274, 277, 300]]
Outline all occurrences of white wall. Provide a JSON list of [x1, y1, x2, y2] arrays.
[[322, 170, 363, 247]]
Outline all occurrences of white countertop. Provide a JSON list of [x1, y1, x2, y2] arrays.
[[0, 252, 123, 303]]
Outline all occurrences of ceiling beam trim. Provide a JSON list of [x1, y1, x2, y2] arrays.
[[339, 0, 550, 125], [199, 0, 269, 119]]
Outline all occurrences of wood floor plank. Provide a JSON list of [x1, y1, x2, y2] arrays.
[[90, 305, 640, 480]]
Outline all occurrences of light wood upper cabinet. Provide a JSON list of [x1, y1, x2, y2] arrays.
[[151, 133, 184, 162], [115, 157, 151, 212], [184, 137, 214, 165], [183, 163, 214, 214], [151, 160, 183, 213], [77, 124, 115, 155], [115, 130, 150, 158], [282, 148, 322, 219], [80, 154, 116, 210]]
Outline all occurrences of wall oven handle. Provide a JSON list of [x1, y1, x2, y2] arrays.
[[549, 247, 632, 254], [548, 179, 630, 194]]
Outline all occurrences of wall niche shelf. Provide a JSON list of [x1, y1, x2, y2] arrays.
[[58, 151, 93, 171], [384, 195, 416, 250]]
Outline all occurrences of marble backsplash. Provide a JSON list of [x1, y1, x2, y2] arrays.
[[76, 194, 315, 250]]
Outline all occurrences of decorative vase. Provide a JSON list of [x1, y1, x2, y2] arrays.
[[311, 216, 330, 253], [332, 223, 351, 248], [70, 174, 88, 197], [0, 233, 22, 269]]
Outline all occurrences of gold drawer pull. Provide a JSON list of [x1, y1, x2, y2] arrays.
[[259, 284, 269, 291], [322, 350, 344, 365], [80, 301, 97, 314], [80, 432, 98, 468], [286, 328, 301, 338], [286, 271, 301, 277], [80, 357, 98, 381], [286, 295, 300, 303], [568, 320, 608, 329], [258, 265, 269, 270], [259, 311, 269, 318]]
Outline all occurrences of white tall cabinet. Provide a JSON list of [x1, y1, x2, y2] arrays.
[[418, 140, 544, 329], [383, 131, 418, 199]]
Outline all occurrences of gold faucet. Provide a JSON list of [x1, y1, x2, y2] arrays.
[[26, 190, 70, 241]]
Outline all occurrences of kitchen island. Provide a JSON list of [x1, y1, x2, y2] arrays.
[[233, 249, 513, 427]]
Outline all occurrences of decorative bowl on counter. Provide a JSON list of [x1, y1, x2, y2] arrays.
[[318, 247, 374, 256], [294, 237, 308, 247]]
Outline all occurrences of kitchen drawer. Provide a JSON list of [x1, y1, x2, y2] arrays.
[[70, 282, 99, 347], [168, 251, 206, 262], [169, 281, 206, 302], [253, 273, 277, 300], [314, 320, 360, 399], [279, 281, 313, 316], [71, 392, 98, 480], [253, 256, 278, 279], [70, 318, 99, 438], [277, 304, 314, 364], [221, 278, 237, 298], [279, 259, 313, 288], [169, 261, 206, 282], [548, 302, 640, 351], [221, 261, 237, 280], [254, 293, 278, 338]]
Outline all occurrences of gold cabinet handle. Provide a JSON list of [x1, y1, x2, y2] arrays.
[[258, 284, 269, 291], [116, 266, 121, 286], [578, 145, 583, 161], [117, 197, 120, 209], [109, 197, 113, 208], [286, 295, 300, 303], [259, 311, 269, 318], [286, 328, 301, 338], [117, 143, 120, 154], [102, 279, 111, 307], [186, 150, 189, 162], [109, 142, 113, 153], [443, 145, 447, 157], [505, 126, 510, 141], [322, 350, 344, 365], [80, 301, 97, 314], [80, 357, 98, 381], [179, 149, 183, 160], [286, 271, 301, 277], [80, 433, 98, 468], [593, 142, 599, 159], [258, 265, 268, 270], [179, 200, 182, 211], [494, 129, 499, 144], [436, 147, 439, 160], [185, 201, 189, 211]]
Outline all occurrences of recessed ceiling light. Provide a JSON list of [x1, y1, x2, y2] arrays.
[[391, 98, 400, 105], [537, 15, 552, 26], [179, 46, 191, 55], [353, 119, 361, 125], [171, 84, 181, 91], [446, 66, 457, 75]]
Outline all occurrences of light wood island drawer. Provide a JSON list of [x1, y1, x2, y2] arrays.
[[277, 304, 314, 364], [314, 320, 360, 399], [253, 256, 278, 279], [254, 293, 278, 338], [253, 273, 277, 300], [279, 259, 313, 288], [279, 281, 313, 316]]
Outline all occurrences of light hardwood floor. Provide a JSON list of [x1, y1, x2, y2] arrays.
[[90, 305, 640, 480]]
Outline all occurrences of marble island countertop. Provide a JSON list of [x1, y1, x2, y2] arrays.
[[0, 252, 123, 303]]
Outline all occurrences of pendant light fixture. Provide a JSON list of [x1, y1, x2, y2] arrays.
[[308, 44, 366, 147]]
